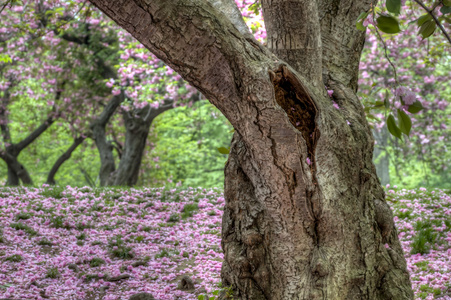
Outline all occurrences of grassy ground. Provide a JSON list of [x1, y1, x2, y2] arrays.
[[0, 185, 450, 300]]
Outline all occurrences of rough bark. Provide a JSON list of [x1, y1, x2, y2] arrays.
[[46, 135, 86, 185], [87, 0, 413, 299], [108, 101, 175, 186]]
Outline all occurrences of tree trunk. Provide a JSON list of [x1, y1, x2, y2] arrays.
[[90, 93, 125, 186], [108, 102, 174, 186], [107, 107, 153, 186], [373, 127, 390, 186], [46, 135, 86, 185], [1, 152, 33, 185], [87, 1, 413, 298]]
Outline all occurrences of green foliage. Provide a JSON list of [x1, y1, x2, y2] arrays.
[[5, 254, 23, 262], [10, 222, 37, 235], [387, 114, 402, 139], [142, 101, 232, 188], [89, 257, 106, 267], [108, 235, 134, 259], [154, 249, 170, 259], [167, 213, 180, 223], [181, 203, 199, 219], [386, 0, 401, 15], [376, 15, 401, 34], [46, 267, 60, 279]]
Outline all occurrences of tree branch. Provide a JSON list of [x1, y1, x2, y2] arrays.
[[46, 135, 86, 185], [317, 0, 374, 90], [414, 0, 451, 45], [15, 116, 55, 153], [87, 0, 275, 129]]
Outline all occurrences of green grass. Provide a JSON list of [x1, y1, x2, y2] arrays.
[[5, 254, 23, 262], [38, 239, 53, 246], [89, 257, 106, 267], [10, 222, 37, 235], [181, 203, 199, 219], [46, 267, 60, 279], [108, 236, 134, 259]]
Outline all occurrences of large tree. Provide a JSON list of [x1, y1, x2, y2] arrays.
[[87, 0, 414, 299]]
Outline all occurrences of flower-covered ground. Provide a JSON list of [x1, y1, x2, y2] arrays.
[[0, 186, 450, 300]]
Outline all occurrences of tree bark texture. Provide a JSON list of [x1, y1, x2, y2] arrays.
[[87, 0, 413, 299]]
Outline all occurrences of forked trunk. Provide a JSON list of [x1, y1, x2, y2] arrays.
[[85, 1, 413, 298], [220, 66, 412, 299], [108, 108, 153, 186]]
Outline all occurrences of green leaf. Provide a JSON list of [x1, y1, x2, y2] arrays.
[[440, 6, 451, 15], [212, 290, 219, 295], [376, 15, 401, 34], [407, 100, 423, 114], [198, 295, 205, 300], [217, 147, 230, 155], [374, 101, 385, 107], [386, 0, 401, 15], [356, 12, 369, 31], [417, 14, 432, 27], [397, 109, 412, 136], [356, 20, 366, 31], [443, 0, 451, 6], [387, 114, 402, 139], [0, 54, 12, 63], [419, 20, 436, 38], [357, 11, 369, 21]]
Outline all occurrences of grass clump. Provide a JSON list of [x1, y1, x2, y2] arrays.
[[108, 236, 134, 259], [50, 216, 71, 229], [46, 267, 60, 279], [5, 254, 23, 262], [167, 213, 180, 223], [155, 249, 170, 259], [16, 212, 32, 220], [89, 257, 106, 267], [10, 222, 37, 236], [76, 233, 87, 240], [38, 239, 53, 246], [181, 203, 199, 219], [40, 187, 65, 199]]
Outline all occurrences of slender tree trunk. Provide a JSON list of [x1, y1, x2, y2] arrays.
[[46, 136, 86, 185], [373, 127, 390, 186], [88, 1, 413, 298], [90, 92, 124, 186]]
